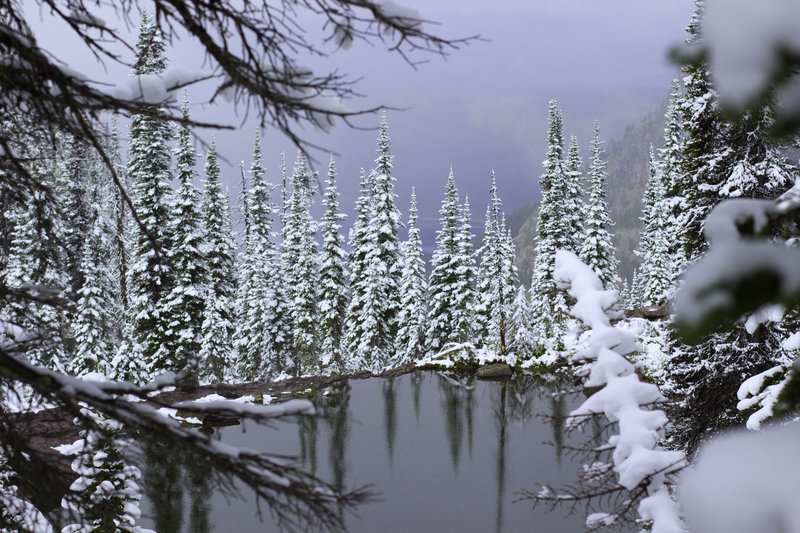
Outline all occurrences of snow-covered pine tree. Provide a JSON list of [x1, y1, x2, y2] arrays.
[[284, 152, 319, 374], [126, 12, 175, 376], [641, 198, 673, 307], [395, 188, 427, 364], [199, 137, 237, 383], [664, 0, 796, 454], [618, 277, 631, 311], [475, 173, 517, 354], [500, 215, 519, 325], [344, 169, 376, 370], [59, 135, 93, 299], [530, 100, 567, 343], [636, 146, 660, 273], [236, 131, 291, 380], [562, 135, 585, 255], [72, 214, 117, 377], [162, 94, 207, 376], [318, 155, 348, 373], [579, 121, 620, 290], [453, 195, 478, 342], [2, 125, 69, 371], [637, 152, 673, 307], [367, 112, 403, 358], [629, 267, 643, 310], [659, 78, 687, 283], [60, 407, 152, 533], [100, 118, 130, 325], [508, 285, 536, 356], [426, 168, 465, 354]]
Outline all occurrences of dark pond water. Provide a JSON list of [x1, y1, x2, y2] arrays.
[[139, 371, 633, 532]]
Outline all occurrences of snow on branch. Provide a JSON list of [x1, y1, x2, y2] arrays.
[[551, 250, 686, 533], [674, 198, 800, 341], [0, 342, 367, 531]]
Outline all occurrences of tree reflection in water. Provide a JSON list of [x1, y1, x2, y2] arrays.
[[383, 378, 397, 464], [134, 371, 626, 532]]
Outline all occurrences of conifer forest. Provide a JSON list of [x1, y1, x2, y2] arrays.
[[4, 1, 800, 532]]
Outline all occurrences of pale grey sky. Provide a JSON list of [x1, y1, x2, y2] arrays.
[[29, 0, 694, 235]]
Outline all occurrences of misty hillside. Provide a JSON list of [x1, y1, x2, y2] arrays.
[[511, 100, 668, 285]]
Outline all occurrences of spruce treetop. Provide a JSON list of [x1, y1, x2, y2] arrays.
[[133, 11, 168, 76], [175, 93, 197, 188], [376, 110, 393, 178]]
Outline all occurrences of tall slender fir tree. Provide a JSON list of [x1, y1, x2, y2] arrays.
[[395, 188, 428, 364], [162, 95, 207, 375], [284, 152, 319, 373], [199, 137, 238, 382], [318, 155, 348, 373], [579, 121, 620, 290], [126, 12, 175, 376]]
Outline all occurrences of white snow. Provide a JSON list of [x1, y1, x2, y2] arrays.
[[110, 68, 207, 104], [172, 398, 314, 418], [702, 199, 775, 244], [586, 512, 617, 530], [68, 8, 107, 28], [676, 241, 800, 325], [376, 1, 424, 30], [782, 331, 800, 351], [555, 250, 685, 533], [745, 304, 785, 334], [680, 423, 800, 533], [736, 364, 791, 430]]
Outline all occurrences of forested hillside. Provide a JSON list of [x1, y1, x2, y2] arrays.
[[511, 101, 667, 284]]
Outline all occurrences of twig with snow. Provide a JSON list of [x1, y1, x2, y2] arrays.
[[527, 250, 686, 533]]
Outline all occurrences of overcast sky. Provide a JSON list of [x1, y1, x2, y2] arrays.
[[29, 0, 693, 236]]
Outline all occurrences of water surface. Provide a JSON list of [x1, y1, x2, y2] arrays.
[[140, 371, 632, 532]]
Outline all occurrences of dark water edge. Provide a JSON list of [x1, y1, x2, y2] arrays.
[[138, 371, 635, 533]]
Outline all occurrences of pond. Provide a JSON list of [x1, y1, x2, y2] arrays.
[[139, 371, 633, 532]]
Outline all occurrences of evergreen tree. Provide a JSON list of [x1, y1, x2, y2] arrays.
[[126, 12, 175, 376], [475, 173, 518, 354], [61, 408, 150, 533], [426, 169, 465, 353], [344, 169, 376, 370], [72, 216, 117, 377], [629, 267, 644, 309], [637, 153, 673, 307], [318, 155, 348, 373], [343, 115, 402, 371], [284, 152, 319, 373], [453, 195, 478, 342], [508, 286, 536, 356], [664, 1, 796, 454], [660, 78, 688, 283], [366, 112, 403, 360], [579, 121, 621, 290], [236, 132, 291, 380], [561, 135, 585, 254], [2, 128, 69, 371], [101, 118, 130, 326], [59, 135, 93, 299], [395, 188, 427, 364], [199, 137, 237, 382], [530, 100, 567, 342], [162, 95, 207, 375], [618, 277, 631, 310]]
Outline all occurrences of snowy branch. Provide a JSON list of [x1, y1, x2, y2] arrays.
[[521, 251, 686, 533]]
